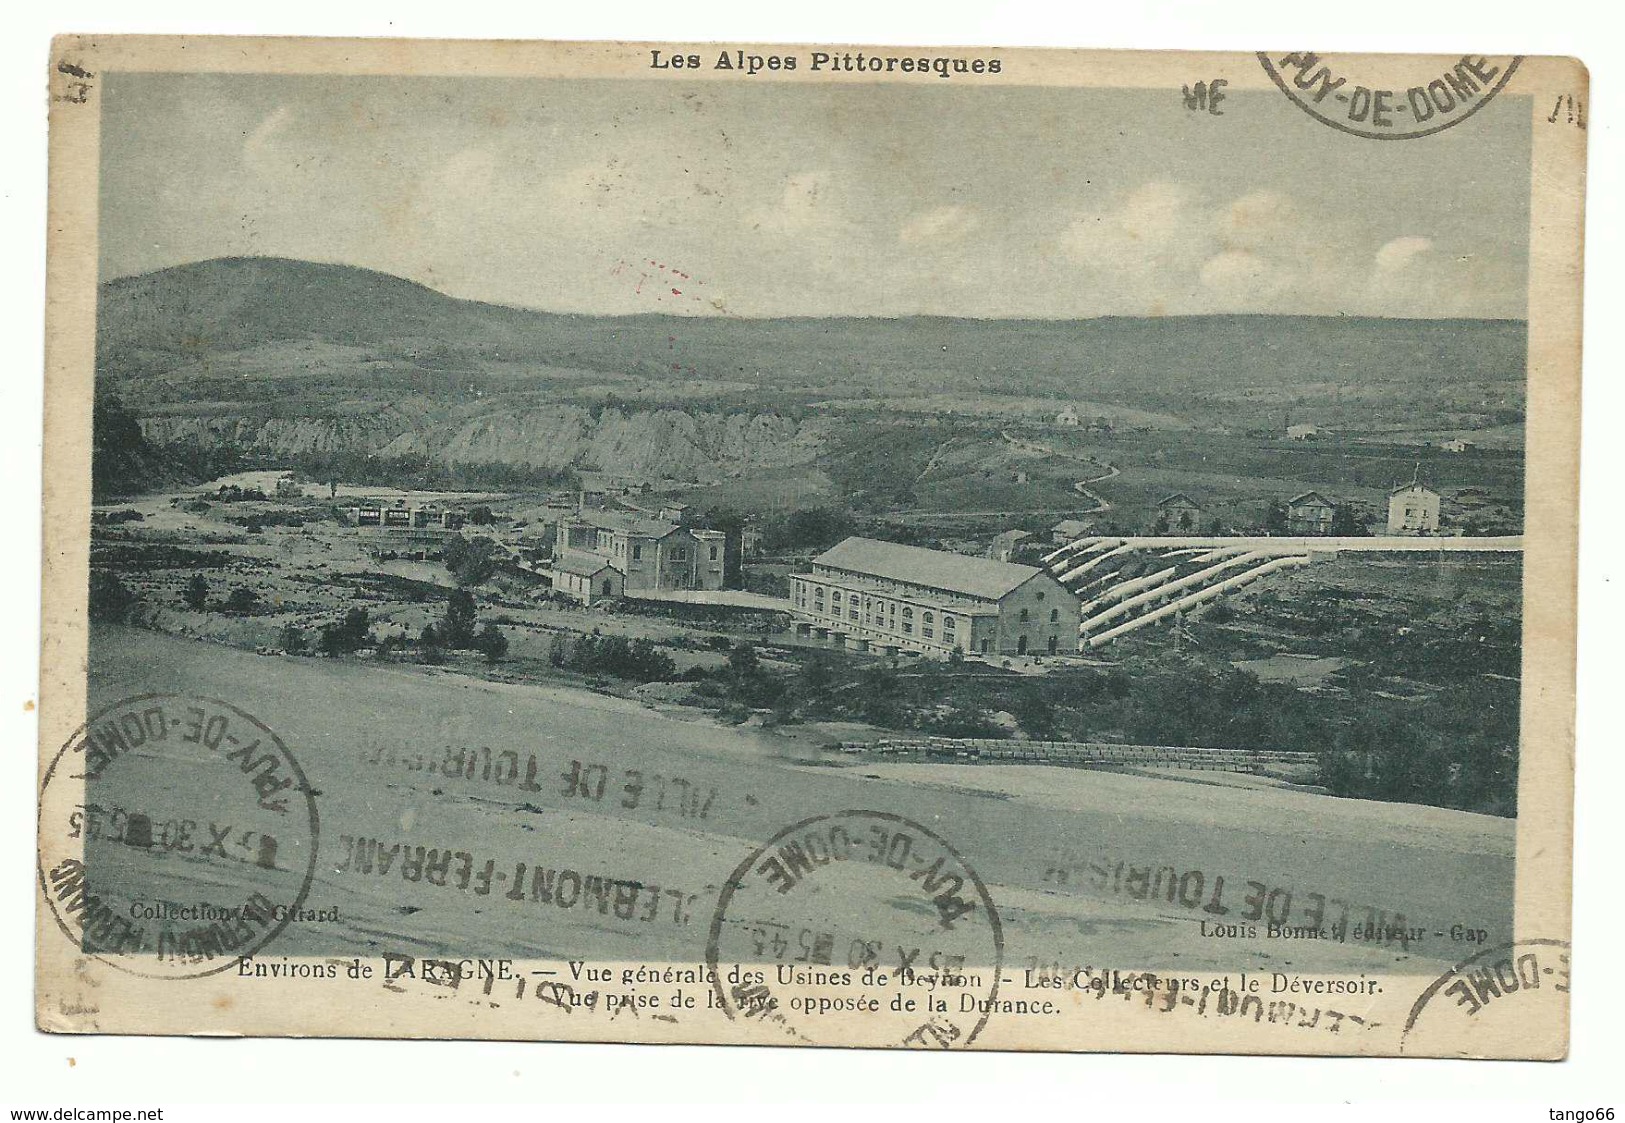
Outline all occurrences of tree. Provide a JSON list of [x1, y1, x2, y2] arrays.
[[224, 587, 260, 614], [1330, 504, 1368, 536], [467, 505, 495, 526], [279, 623, 307, 654], [798, 653, 837, 695], [765, 507, 855, 552], [91, 395, 154, 500], [183, 575, 209, 611], [317, 624, 351, 656], [856, 668, 902, 726], [341, 607, 371, 646], [444, 535, 500, 586], [475, 623, 509, 664], [89, 571, 137, 624], [1263, 502, 1288, 535], [1010, 685, 1058, 739], [727, 642, 761, 677], [441, 589, 479, 649], [319, 607, 371, 656]]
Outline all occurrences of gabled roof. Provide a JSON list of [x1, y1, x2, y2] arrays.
[[1156, 492, 1201, 508], [1287, 491, 1335, 507], [1390, 481, 1438, 497], [812, 537, 1047, 601], [554, 553, 619, 578]]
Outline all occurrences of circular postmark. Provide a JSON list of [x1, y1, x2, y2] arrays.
[[1258, 52, 1521, 140], [38, 693, 320, 979], [706, 810, 1003, 1048], [1401, 938, 1570, 1056]]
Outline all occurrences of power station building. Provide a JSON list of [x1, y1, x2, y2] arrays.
[[790, 537, 1081, 658]]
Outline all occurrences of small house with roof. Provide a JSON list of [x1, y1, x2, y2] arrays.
[[1387, 478, 1441, 535], [1154, 492, 1204, 533], [1286, 491, 1337, 536], [552, 555, 624, 605]]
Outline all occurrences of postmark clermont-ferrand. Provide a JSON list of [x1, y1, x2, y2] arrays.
[[707, 810, 1004, 1048], [1259, 53, 1521, 140], [38, 693, 320, 979]]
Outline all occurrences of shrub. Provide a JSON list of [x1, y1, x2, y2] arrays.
[[183, 575, 209, 611], [89, 571, 137, 624], [224, 587, 261, 614], [441, 589, 479, 648], [475, 623, 509, 664], [279, 623, 307, 654]]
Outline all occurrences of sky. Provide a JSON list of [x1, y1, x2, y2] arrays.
[[98, 72, 1532, 319]]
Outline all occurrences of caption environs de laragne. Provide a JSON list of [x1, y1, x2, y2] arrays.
[[650, 48, 1003, 78]]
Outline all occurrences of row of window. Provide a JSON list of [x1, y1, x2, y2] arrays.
[[795, 582, 965, 641], [590, 538, 721, 564], [796, 583, 1066, 630]]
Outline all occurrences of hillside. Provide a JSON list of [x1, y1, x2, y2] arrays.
[[92, 256, 1529, 494]]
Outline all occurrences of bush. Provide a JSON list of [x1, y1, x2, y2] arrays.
[[318, 607, 371, 655], [553, 633, 676, 682], [183, 575, 209, 611], [89, 571, 137, 624], [441, 589, 479, 649], [475, 623, 509, 663], [279, 623, 307, 654], [224, 587, 261, 614], [443, 535, 502, 586]]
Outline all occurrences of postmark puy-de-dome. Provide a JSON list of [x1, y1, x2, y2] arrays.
[[38, 693, 320, 979], [1259, 53, 1521, 140], [706, 809, 1004, 1048]]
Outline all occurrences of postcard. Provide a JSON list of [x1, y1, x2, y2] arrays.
[[38, 37, 1585, 1056]]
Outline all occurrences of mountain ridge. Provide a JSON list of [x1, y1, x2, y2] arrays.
[[92, 255, 1529, 496], [102, 254, 1526, 330]]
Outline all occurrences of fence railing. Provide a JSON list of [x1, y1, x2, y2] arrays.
[[837, 736, 1318, 773]]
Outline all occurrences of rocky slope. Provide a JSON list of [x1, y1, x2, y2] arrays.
[[96, 255, 1528, 491], [136, 403, 829, 481]]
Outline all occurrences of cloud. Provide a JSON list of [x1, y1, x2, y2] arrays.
[[1373, 235, 1436, 275], [1063, 181, 1195, 264], [1116, 182, 1191, 247], [1361, 235, 1516, 318], [898, 204, 981, 245], [1218, 190, 1305, 255], [1054, 181, 1497, 316]]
